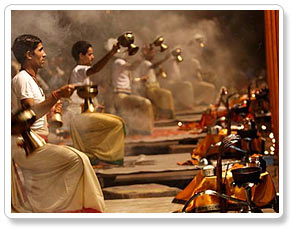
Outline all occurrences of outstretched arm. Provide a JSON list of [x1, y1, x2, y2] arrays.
[[87, 44, 119, 77], [151, 53, 171, 69], [21, 84, 75, 120]]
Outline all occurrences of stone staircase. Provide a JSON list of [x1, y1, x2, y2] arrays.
[[98, 108, 207, 213]]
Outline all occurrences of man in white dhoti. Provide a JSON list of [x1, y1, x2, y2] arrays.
[[136, 45, 175, 120], [159, 50, 195, 110], [11, 34, 105, 213], [105, 38, 154, 135]]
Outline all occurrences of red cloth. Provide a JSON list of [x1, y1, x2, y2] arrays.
[[57, 208, 102, 213]]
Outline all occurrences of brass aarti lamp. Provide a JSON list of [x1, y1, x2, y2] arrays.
[[76, 84, 99, 113], [117, 32, 139, 56], [172, 48, 183, 63], [151, 36, 168, 52], [12, 109, 46, 156]]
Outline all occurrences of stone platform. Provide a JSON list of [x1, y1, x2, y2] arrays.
[[95, 153, 202, 188], [103, 183, 181, 200], [104, 196, 182, 213]]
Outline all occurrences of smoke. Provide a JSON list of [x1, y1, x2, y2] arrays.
[[11, 11, 71, 56], [11, 10, 265, 105]]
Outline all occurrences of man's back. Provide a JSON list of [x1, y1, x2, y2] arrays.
[[112, 58, 131, 91]]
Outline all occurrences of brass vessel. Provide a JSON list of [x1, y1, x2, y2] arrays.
[[49, 100, 63, 128], [21, 129, 46, 156], [172, 48, 183, 63], [158, 67, 167, 78], [50, 113, 63, 128], [12, 109, 46, 156], [76, 84, 99, 113], [117, 32, 139, 56], [151, 36, 168, 52]]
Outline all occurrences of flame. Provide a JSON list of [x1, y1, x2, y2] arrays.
[[264, 150, 269, 155], [177, 55, 183, 62], [161, 71, 167, 78]]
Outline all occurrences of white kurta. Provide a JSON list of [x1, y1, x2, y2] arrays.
[[12, 70, 48, 136], [69, 65, 92, 105], [111, 58, 154, 135], [112, 58, 131, 92]]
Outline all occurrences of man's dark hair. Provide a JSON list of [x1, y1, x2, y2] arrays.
[[71, 41, 92, 62], [12, 34, 42, 65]]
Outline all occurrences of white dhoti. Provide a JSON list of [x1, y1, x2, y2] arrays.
[[160, 80, 194, 110], [11, 143, 105, 213], [145, 83, 175, 119], [113, 92, 154, 135], [189, 79, 217, 105]]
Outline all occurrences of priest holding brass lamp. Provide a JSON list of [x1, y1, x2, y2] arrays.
[[68, 36, 125, 166], [136, 42, 175, 120], [108, 32, 155, 135], [11, 108, 105, 213], [11, 34, 105, 213], [159, 47, 195, 110]]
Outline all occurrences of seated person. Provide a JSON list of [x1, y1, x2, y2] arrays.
[[159, 49, 194, 110], [136, 45, 175, 120], [67, 40, 125, 166], [106, 38, 154, 135], [188, 58, 217, 106], [11, 34, 105, 213]]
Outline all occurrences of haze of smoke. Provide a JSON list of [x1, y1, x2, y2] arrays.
[[11, 10, 261, 104], [11, 11, 72, 56]]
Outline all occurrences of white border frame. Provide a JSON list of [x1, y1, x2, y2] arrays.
[[4, 4, 283, 219]]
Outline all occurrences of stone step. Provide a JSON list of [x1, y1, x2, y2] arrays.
[[175, 105, 208, 115], [104, 196, 182, 213], [154, 114, 202, 127], [169, 144, 196, 154], [125, 142, 197, 156], [154, 119, 178, 127], [102, 183, 181, 200], [104, 196, 276, 213], [95, 153, 202, 188]]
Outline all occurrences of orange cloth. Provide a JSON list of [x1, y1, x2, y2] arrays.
[[192, 131, 226, 161], [177, 131, 263, 166], [199, 106, 227, 128], [174, 164, 276, 212], [177, 131, 226, 166]]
